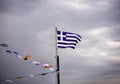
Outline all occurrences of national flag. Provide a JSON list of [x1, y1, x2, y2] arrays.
[[24, 55, 31, 60], [31, 61, 40, 65], [57, 31, 82, 49], [16, 55, 23, 60], [16, 76, 26, 79], [13, 51, 19, 55], [0, 44, 8, 47], [43, 64, 52, 68], [6, 50, 12, 54], [5, 79, 13, 83]]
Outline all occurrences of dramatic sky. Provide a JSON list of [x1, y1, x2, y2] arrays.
[[0, 0, 120, 84]]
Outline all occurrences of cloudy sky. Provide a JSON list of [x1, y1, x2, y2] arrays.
[[0, 0, 120, 84]]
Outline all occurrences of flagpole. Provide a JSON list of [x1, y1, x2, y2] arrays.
[[55, 27, 60, 84], [0, 47, 2, 56]]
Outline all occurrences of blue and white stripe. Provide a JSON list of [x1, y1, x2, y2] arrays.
[[57, 31, 82, 49]]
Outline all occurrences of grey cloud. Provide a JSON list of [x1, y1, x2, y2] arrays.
[[110, 0, 120, 23], [30, 0, 113, 29], [61, 57, 120, 84], [0, 0, 42, 15], [97, 62, 120, 80], [106, 26, 120, 41]]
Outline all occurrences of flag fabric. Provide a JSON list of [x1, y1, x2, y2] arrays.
[[16, 76, 26, 79], [5, 79, 13, 83], [6, 50, 12, 54], [0, 44, 8, 47], [31, 61, 40, 65], [24, 55, 31, 60], [57, 31, 82, 49], [16, 55, 23, 60], [43, 64, 52, 68], [13, 51, 19, 55]]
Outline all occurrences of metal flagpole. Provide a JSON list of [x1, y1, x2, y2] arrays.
[[55, 27, 60, 84], [0, 47, 2, 56]]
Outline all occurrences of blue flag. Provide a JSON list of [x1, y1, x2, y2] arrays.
[[0, 44, 8, 47], [57, 31, 82, 49], [6, 50, 12, 54], [13, 51, 19, 55]]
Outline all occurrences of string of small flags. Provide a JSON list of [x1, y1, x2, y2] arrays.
[[0, 44, 55, 71], [0, 70, 59, 83], [0, 44, 57, 83]]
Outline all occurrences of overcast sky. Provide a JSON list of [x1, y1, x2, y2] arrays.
[[0, 0, 120, 84]]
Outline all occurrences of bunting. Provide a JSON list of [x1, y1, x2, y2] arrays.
[[1, 70, 58, 83], [0, 43, 56, 83]]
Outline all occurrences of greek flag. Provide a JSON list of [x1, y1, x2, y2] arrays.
[[57, 31, 82, 49]]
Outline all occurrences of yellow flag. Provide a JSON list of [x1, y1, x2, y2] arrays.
[[24, 55, 31, 60]]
